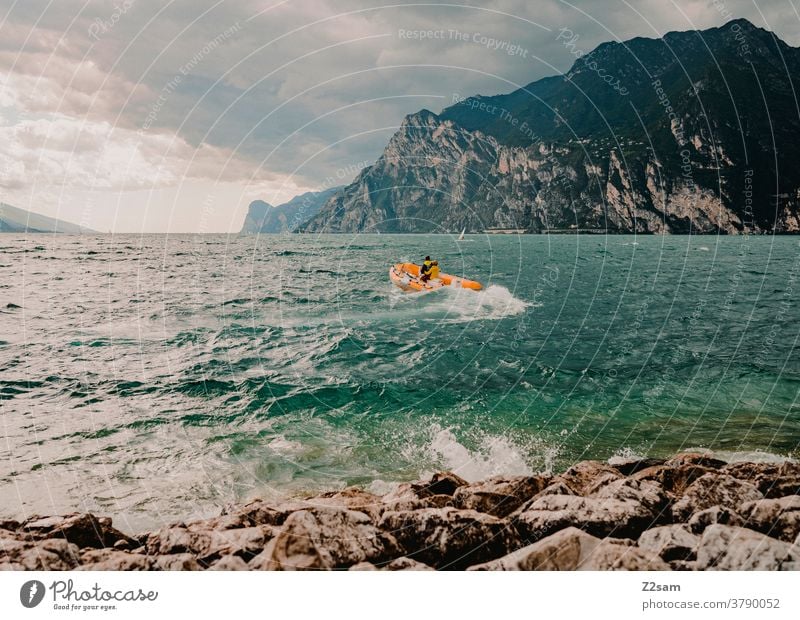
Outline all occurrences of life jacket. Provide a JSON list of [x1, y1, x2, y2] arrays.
[[421, 260, 432, 274], [429, 265, 440, 279]]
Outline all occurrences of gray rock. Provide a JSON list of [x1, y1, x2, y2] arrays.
[[209, 555, 250, 571], [607, 457, 667, 476], [672, 474, 763, 522], [155, 553, 202, 571], [453, 475, 550, 517], [695, 524, 800, 570], [557, 461, 623, 495], [581, 539, 670, 570], [250, 507, 398, 570], [222, 499, 311, 527], [592, 478, 670, 514], [632, 464, 716, 498], [348, 561, 378, 571], [665, 452, 727, 469], [379, 472, 468, 513], [514, 479, 668, 542], [722, 462, 800, 498], [21, 513, 133, 549], [670, 560, 697, 571], [0, 538, 81, 570], [533, 481, 576, 498], [468, 526, 668, 570], [185, 514, 252, 531], [382, 556, 435, 571], [344, 557, 435, 570], [418, 471, 469, 496], [378, 507, 515, 569], [306, 488, 384, 520], [760, 478, 800, 498], [78, 549, 152, 570], [380, 493, 454, 514], [638, 525, 699, 561], [740, 496, 800, 542], [687, 506, 744, 534], [468, 527, 600, 570], [146, 525, 275, 563]]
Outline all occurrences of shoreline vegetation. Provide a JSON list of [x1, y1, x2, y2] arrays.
[[2, 452, 799, 571]]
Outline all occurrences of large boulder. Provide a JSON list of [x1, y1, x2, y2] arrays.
[[0, 538, 81, 570], [633, 464, 716, 498], [306, 488, 384, 520], [453, 475, 550, 517], [350, 557, 436, 571], [221, 499, 312, 527], [722, 461, 800, 498], [532, 481, 577, 499], [592, 477, 670, 512], [607, 456, 667, 476], [77, 549, 153, 570], [740, 496, 800, 542], [514, 478, 668, 542], [468, 527, 667, 570], [378, 507, 515, 569], [21, 513, 133, 549], [665, 452, 727, 469], [672, 474, 763, 522], [695, 524, 800, 570], [555, 461, 623, 495], [250, 507, 398, 570], [209, 555, 250, 570], [687, 506, 744, 534], [154, 554, 202, 570], [579, 538, 668, 570], [637, 525, 699, 562], [145, 525, 275, 564], [382, 556, 436, 570], [380, 472, 467, 512]]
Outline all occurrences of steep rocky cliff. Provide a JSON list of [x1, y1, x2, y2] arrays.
[[299, 19, 800, 234]]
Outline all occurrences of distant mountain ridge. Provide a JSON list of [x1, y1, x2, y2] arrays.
[[299, 19, 800, 234], [0, 203, 96, 233], [240, 187, 341, 234]]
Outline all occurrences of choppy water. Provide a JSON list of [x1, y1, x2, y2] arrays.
[[2, 233, 799, 531]]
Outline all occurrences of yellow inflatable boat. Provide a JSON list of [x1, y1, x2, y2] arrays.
[[389, 262, 482, 292]]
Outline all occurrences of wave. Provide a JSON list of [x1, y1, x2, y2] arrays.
[[396, 424, 559, 482]]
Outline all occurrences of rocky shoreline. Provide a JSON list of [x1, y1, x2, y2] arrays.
[[2, 452, 799, 570]]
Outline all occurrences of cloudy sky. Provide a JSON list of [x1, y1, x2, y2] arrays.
[[0, 0, 798, 232]]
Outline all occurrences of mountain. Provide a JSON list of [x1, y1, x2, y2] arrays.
[[0, 203, 96, 233], [299, 19, 800, 234], [240, 187, 342, 234]]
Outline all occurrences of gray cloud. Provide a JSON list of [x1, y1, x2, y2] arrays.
[[1, 0, 798, 229]]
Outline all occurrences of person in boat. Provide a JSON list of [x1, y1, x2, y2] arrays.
[[420, 256, 433, 279], [420, 260, 440, 283]]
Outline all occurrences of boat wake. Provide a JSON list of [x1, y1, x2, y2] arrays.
[[436, 284, 531, 322], [386, 283, 531, 323]]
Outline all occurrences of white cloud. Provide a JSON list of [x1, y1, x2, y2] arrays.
[[0, 112, 274, 192], [1, 0, 798, 231]]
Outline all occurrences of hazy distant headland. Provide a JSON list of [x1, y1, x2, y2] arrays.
[[0, 203, 96, 234]]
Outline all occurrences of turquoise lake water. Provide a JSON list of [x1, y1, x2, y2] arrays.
[[1, 233, 799, 530]]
